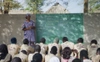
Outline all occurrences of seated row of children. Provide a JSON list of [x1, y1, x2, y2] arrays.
[[0, 37, 100, 62]]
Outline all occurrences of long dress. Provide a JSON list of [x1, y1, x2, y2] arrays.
[[22, 20, 35, 43]]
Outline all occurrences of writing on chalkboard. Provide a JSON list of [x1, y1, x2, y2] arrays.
[[36, 14, 83, 44]]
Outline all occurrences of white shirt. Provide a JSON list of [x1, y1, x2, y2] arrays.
[[45, 54, 58, 62], [8, 44, 20, 57], [14, 52, 28, 62], [38, 43, 48, 54], [74, 43, 86, 52], [28, 52, 38, 62], [92, 55, 100, 62], [49, 56, 60, 62], [61, 41, 74, 49], [20, 44, 34, 54], [61, 56, 75, 62], [83, 59, 92, 62], [87, 44, 98, 58], [28, 52, 45, 62], [48, 43, 61, 59]]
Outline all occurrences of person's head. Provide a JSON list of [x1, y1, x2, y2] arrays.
[[96, 48, 100, 55], [21, 50, 27, 55], [40, 38, 46, 44], [50, 46, 57, 55], [53, 38, 59, 44], [11, 57, 21, 62], [35, 45, 41, 52], [62, 47, 72, 59], [11, 37, 17, 44], [80, 50, 89, 61], [31, 53, 42, 62], [62, 37, 68, 43], [23, 39, 29, 45], [0, 44, 8, 54], [25, 14, 31, 20], [90, 39, 98, 46], [72, 58, 82, 62], [0, 44, 8, 60], [77, 38, 83, 43]]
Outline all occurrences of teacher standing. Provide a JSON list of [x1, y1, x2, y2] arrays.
[[22, 14, 35, 46]]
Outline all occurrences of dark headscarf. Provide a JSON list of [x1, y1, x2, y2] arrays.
[[0, 44, 8, 60], [25, 14, 31, 19]]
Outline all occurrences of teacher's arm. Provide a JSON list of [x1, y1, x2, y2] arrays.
[[22, 27, 32, 31]]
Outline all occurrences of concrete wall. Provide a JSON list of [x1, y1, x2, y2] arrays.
[[84, 13, 100, 44], [0, 14, 100, 45], [0, 14, 35, 45]]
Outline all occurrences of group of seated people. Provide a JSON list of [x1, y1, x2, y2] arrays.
[[0, 37, 100, 62]]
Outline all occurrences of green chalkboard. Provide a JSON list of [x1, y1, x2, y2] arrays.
[[36, 14, 83, 44]]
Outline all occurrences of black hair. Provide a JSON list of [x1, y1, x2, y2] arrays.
[[90, 39, 98, 45], [62, 47, 72, 59], [0, 44, 8, 60], [23, 39, 29, 45], [11, 57, 21, 62], [11, 37, 17, 44], [21, 50, 27, 55], [40, 38, 46, 44], [62, 37, 68, 42], [50, 46, 57, 55], [77, 38, 83, 43], [80, 50, 89, 61], [35, 45, 41, 52], [31, 53, 42, 62], [72, 58, 82, 62], [96, 48, 100, 55]]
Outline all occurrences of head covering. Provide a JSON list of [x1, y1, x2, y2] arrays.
[[26, 13, 31, 17], [25, 13, 31, 19], [0, 44, 8, 60]]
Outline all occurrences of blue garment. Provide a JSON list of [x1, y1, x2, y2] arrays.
[[22, 20, 35, 42]]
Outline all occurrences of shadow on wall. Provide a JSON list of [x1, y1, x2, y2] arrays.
[[0, 14, 35, 45], [84, 13, 100, 44]]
